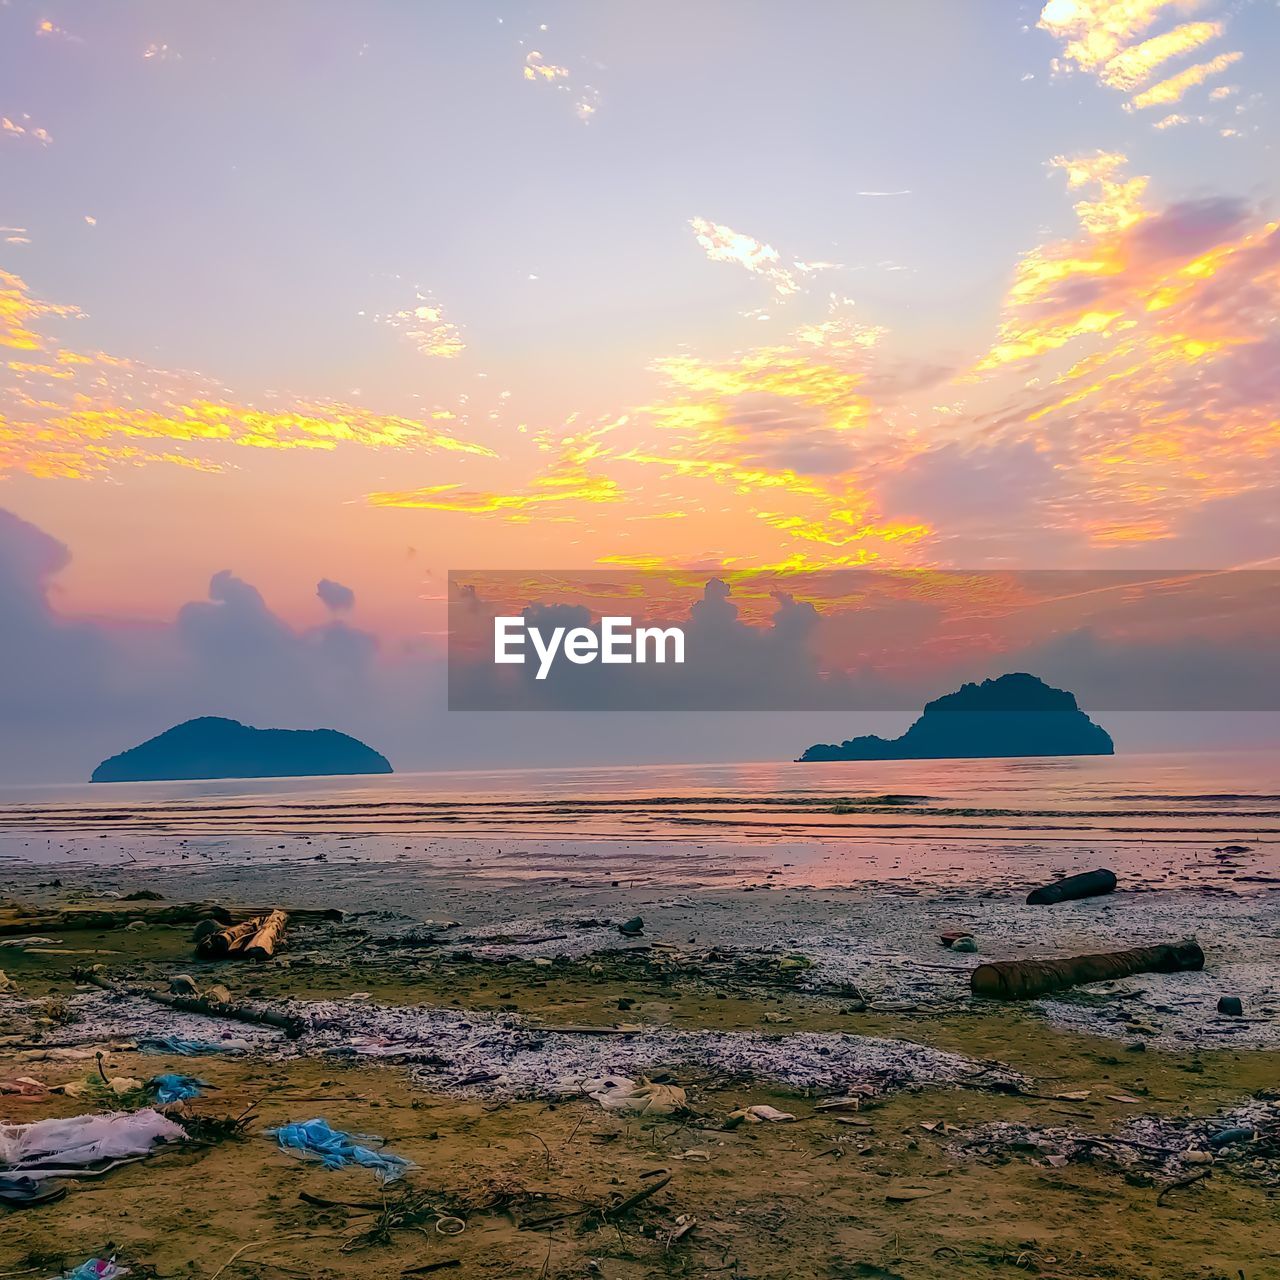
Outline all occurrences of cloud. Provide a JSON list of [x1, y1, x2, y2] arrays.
[[968, 151, 1280, 546], [1, 115, 52, 145], [1, 271, 493, 479], [367, 437, 621, 520], [1038, 1, 1242, 114], [520, 48, 599, 123], [372, 291, 466, 359], [689, 219, 839, 300], [317, 578, 356, 613], [1127, 49, 1242, 109], [0, 507, 392, 779]]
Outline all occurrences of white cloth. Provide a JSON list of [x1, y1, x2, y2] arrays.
[[0, 1108, 184, 1179]]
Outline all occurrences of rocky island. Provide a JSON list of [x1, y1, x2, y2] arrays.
[[90, 716, 393, 782], [797, 672, 1114, 762]]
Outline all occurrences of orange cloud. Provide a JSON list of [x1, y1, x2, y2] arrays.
[[1, 115, 52, 145], [970, 151, 1280, 544]]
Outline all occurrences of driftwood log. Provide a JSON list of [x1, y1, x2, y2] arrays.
[[971, 942, 1205, 1000], [0, 903, 231, 937], [197, 916, 266, 958], [1026, 868, 1117, 905], [244, 909, 288, 962], [81, 970, 305, 1038]]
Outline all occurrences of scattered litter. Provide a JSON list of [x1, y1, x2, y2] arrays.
[[1, 1076, 51, 1098], [1218, 995, 1244, 1017], [584, 1076, 687, 1116], [55, 1259, 129, 1280], [617, 916, 644, 937], [728, 1104, 795, 1124], [149, 1073, 208, 1103], [0, 1108, 185, 1180], [269, 1118, 413, 1182], [0, 1171, 68, 1208], [139, 1034, 251, 1055]]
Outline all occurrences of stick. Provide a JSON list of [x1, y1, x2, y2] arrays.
[[1156, 1168, 1210, 1206], [209, 1231, 326, 1280], [82, 970, 305, 1038], [602, 1173, 672, 1220]]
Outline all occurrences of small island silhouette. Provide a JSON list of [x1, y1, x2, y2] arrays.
[[90, 716, 393, 783], [797, 673, 1114, 762]]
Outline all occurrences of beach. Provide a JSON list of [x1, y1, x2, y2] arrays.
[[2, 755, 1278, 1278]]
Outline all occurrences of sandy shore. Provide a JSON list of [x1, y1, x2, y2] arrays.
[[2, 830, 1278, 1277]]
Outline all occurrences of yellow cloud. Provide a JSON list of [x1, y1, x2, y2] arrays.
[[373, 293, 465, 359], [0, 272, 493, 479], [1099, 20, 1222, 90], [524, 51, 569, 82], [1038, 0, 1180, 73], [1127, 49, 1241, 109], [1, 269, 80, 350]]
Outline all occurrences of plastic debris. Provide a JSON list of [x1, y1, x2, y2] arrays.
[[139, 1034, 250, 1055], [583, 1076, 687, 1115], [1209, 1126, 1256, 1149], [1, 1109, 185, 1180], [268, 1118, 413, 1182], [728, 1104, 796, 1124], [57, 1260, 129, 1280], [149, 1073, 208, 1103]]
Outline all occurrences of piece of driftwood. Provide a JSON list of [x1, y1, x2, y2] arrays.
[[971, 942, 1204, 1000], [244, 909, 288, 961], [1026, 868, 1117, 905], [82, 970, 305, 1038], [197, 916, 266, 959], [0, 903, 231, 937]]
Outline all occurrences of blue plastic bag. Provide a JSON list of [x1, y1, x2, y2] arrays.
[[149, 1073, 207, 1103], [268, 1118, 412, 1182]]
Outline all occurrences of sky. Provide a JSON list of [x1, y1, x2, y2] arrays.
[[2, 0, 1279, 780]]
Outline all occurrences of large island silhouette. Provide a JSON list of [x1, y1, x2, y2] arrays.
[[798, 673, 1114, 762], [91, 716, 393, 782]]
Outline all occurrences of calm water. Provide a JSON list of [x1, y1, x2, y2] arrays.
[[0, 751, 1277, 843]]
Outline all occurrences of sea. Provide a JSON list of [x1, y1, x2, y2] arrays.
[[0, 751, 1276, 846]]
